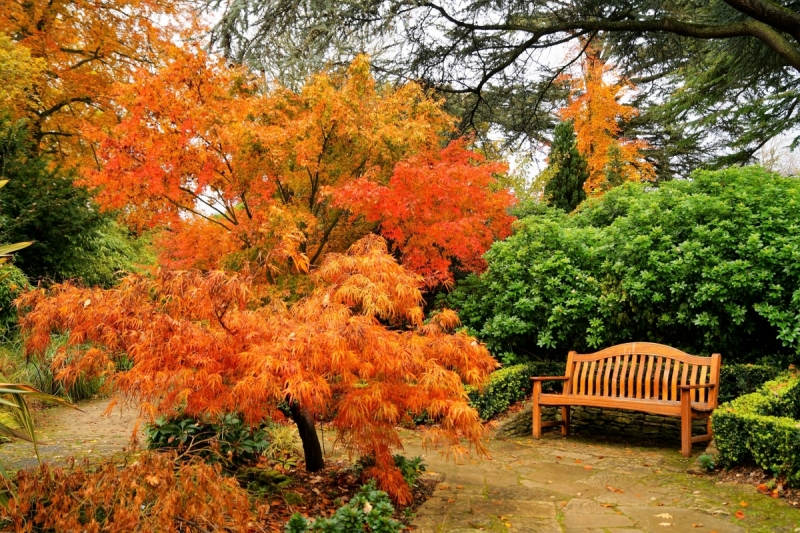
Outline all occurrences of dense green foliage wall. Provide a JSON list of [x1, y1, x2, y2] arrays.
[[448, 167, 800, 363]]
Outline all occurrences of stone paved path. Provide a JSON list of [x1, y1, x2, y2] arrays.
[[1, 398, 140, 471], [5, 400, 800, 532], [404, 427, 800, 533]]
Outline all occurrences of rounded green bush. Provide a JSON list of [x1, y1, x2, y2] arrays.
[[448, 166, 800, 363]]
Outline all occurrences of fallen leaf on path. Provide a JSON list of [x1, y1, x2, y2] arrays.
[[739, 500, 748, 507], [583, 465, 593, 470], [456, 485, 464, 489], [655, 513, 673, 519], [601, 503, 615, 508], [606, 485, 624, 493], [447, 499, 455, 504], [658, 523, 673, 526], [574, 459, 582, 463], [735, 510, 745, 520], [691, 524, 703, 528]]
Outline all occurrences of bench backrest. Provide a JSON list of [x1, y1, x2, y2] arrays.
[[564, 342, 721, 406]]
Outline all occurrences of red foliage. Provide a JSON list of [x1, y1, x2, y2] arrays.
[[336, 140, 515, 286], [18, 236, 498, 502]]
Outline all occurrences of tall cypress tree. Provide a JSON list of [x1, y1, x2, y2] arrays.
[[544, 120, 589, 212]]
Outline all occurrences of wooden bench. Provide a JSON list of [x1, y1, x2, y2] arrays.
[[531, 342, 721, 456]]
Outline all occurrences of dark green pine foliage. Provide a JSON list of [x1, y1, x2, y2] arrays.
[[543, 120, 588, 212], [0, 114, 141, 286]]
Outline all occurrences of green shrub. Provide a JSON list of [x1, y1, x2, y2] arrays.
[[447, 167, 800, 363], [145, 413, 270, 467], [0, 265, 27, 335], [467, 361, 566, 420], [285, 482, 402, 533], [719, 364, 782, 404], [713, 373, 800, 485], [392, 455, 426, 488]]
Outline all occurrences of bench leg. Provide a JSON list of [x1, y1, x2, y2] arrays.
[[680, 388, 692, 457], [561, 406, 570, 436], [532, 381, 542, 439]]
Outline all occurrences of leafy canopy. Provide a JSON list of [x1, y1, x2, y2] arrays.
[[20, 235, 498, 502], [87, 51, 513, 286], [558, 46, 654, 194], [447, 166, 800, 363], [203, 0, 800, 172]]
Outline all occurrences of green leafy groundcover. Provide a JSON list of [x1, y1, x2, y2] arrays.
[[713, 373, 800, 486], [447, 166, 800, 363], [468, 362, 780, 421], [285, 482, 402, 533]]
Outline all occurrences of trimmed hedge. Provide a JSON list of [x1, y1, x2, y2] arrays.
[[713, 373, 800, 485], [467, 361, 566, 420], [719, 364, 781, 404], [467, 361, 779, 421]]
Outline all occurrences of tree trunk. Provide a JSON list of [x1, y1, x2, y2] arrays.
[[289, 403, 325, 471]]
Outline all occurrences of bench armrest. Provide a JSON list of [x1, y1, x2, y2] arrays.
[[531, 376, 570, 382], [678, 383, 716, 390]]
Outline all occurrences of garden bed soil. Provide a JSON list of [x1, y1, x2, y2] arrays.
[[710, 464, 800, 508], [251, 460, 437, 532]]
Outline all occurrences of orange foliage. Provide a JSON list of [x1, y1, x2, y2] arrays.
[[3, 452, 253, 532], [336, 139, 515, 286], [19, 235, 498, 502], [85, 51, 512, 284], [559, 45, 655, 195], [0, 0, 185, 165]]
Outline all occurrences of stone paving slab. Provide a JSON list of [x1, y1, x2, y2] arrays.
[[406, 425, 800, 533]]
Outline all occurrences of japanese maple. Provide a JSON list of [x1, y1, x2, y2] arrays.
[[86, 51, 514, 285], [0, 0, 185, 164], [559, 45, 655, 195], [19, 235, 498, 502], [336, 139, 515, 286]]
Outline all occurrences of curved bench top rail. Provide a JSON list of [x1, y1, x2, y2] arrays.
[[571, 342, 718, 365]]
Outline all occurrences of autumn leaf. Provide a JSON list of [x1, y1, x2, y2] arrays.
[[735, 510, 745, 520], [739, 500, 749, 507], [655, 513, 673, 519]]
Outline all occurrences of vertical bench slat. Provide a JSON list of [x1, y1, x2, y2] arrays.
[[661, 358, 672, 400], [595, 359, 605, 396], [602, 358, 612, 395], [690, 364, 699, 402], [681, 362, 690, 392], [578, 361, 588, 395], [699, 365, 709, 403], [617, 355, 628, 397], [588, 361, 597, 395], [653, 357, 664, 400], [635, 354, 645, 398], [609, 356, 619, 396], [628, 354, 644, 398], [671, 360, 681, 401], [643, 355, 654, 399]]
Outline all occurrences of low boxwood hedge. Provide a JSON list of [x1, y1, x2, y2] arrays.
[[467, 361, 566, 420], [468, 361, 780, 421], [713, 373, 800, 485]]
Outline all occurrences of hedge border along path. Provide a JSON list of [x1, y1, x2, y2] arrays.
[[713, 372, 800, 485]]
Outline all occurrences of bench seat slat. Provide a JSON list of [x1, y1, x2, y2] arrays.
[[537, 393, 714, 416]]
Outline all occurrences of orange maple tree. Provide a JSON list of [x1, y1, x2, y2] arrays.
[[559, 45, 655, 195], [19, 235, 498, 502], [85, 51, 513, 285], [0, 0, 184, 163]]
